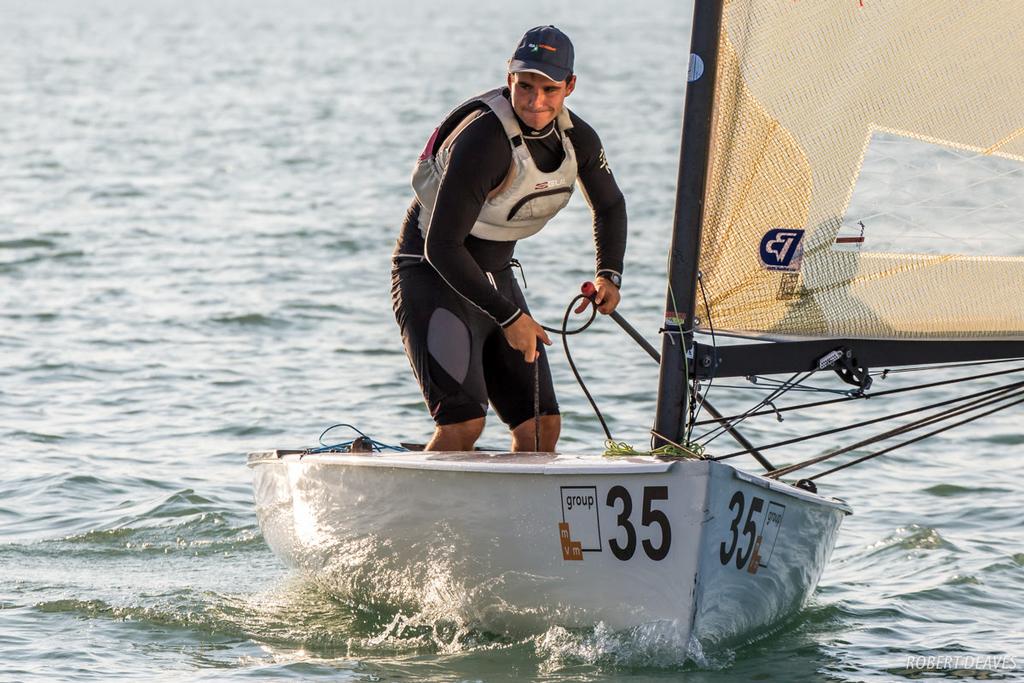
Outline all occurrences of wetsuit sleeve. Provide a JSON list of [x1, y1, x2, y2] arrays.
[[568, 112, 627, 279], [423, 114, 523, 326]]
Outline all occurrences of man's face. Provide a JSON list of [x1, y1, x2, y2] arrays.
[[507, 71, 576, 131]]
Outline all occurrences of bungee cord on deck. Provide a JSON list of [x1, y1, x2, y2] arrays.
[[309, 423, 408, 454]]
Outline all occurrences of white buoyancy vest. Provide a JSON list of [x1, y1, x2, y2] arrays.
[[411, 88, 578, 242]]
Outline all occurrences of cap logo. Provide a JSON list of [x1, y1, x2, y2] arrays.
[[528, 43, 557, 53]]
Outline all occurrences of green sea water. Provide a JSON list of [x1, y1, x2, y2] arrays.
[[2, 0, 1022, 680]]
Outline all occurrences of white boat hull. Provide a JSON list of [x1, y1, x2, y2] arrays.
[[249, 450, 849, 649]]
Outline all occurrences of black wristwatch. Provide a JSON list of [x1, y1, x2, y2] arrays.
[[597, 271, 622, 289]]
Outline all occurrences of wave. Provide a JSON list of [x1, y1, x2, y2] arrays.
[[34, 595, 252, 641], [89, 184, 146, 200], [0, 250, 84, 269], [2, 487, 263, 558], [210, 313, 289, 328], [17, 568, 853, 677], [921, 483, 1010, 497], [0, 238, 56, 250], [864, 524, 957, 555], [5, 430, 65, 443]]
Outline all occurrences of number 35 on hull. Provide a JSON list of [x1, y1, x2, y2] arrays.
[[554, 462, 849, 647], [250, 452, 850, 647]]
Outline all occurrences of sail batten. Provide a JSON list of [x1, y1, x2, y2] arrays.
[[699, 0, 1024, 344]]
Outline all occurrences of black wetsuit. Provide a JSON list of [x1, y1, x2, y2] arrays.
[[392, 89, 626, 427]]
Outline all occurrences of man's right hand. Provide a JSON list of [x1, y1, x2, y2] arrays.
[[503, 313, 552, 363]]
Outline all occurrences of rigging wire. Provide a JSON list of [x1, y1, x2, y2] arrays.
[[695, 370, 816, 447], [608, 246, 1024, 472], [871, 357, 1024, 377], [742, 376, 857, 396], [767, 383, 1024, 479], [688, 271, 717, 438], [806, 393, 1024, 480], [691, 363, 1024, 426], [713, 377, 1024, 461]]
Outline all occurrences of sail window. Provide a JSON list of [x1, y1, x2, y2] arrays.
[[838, 130, 1024, 257]]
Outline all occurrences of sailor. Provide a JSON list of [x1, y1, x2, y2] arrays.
[[392, 25, 627, 452]]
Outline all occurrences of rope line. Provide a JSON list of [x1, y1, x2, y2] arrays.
[[807, 393, 1024, 480], [552, 294, 612, 440], [767, 383, 1024, 479], [309, 423, 408, 453], [691, 364, 1024, 426], [714, 377, 1024, 461], [688, 271, 718, 440], [695, 371, 815, 447]]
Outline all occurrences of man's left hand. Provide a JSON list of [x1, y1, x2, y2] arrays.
[[594, 276, 621, 315]]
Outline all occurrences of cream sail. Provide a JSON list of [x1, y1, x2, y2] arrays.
[[697, 0, 1024, 340]]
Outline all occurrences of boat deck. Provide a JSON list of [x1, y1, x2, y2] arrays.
[[247, 449, 852, 513], [248, 448, 677, 474]]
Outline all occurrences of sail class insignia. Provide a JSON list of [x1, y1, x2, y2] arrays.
[[759, 228, 806, 271]]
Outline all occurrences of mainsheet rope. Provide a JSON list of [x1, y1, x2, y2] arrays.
[[538, 286, 702, 458]]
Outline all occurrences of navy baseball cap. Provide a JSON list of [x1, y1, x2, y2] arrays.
[[508, 25, 574, 82]]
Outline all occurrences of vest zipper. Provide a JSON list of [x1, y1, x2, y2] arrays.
[[506, 187, 573, 222]]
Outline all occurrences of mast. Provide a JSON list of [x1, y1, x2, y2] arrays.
[[653, 0, 725, 447]]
